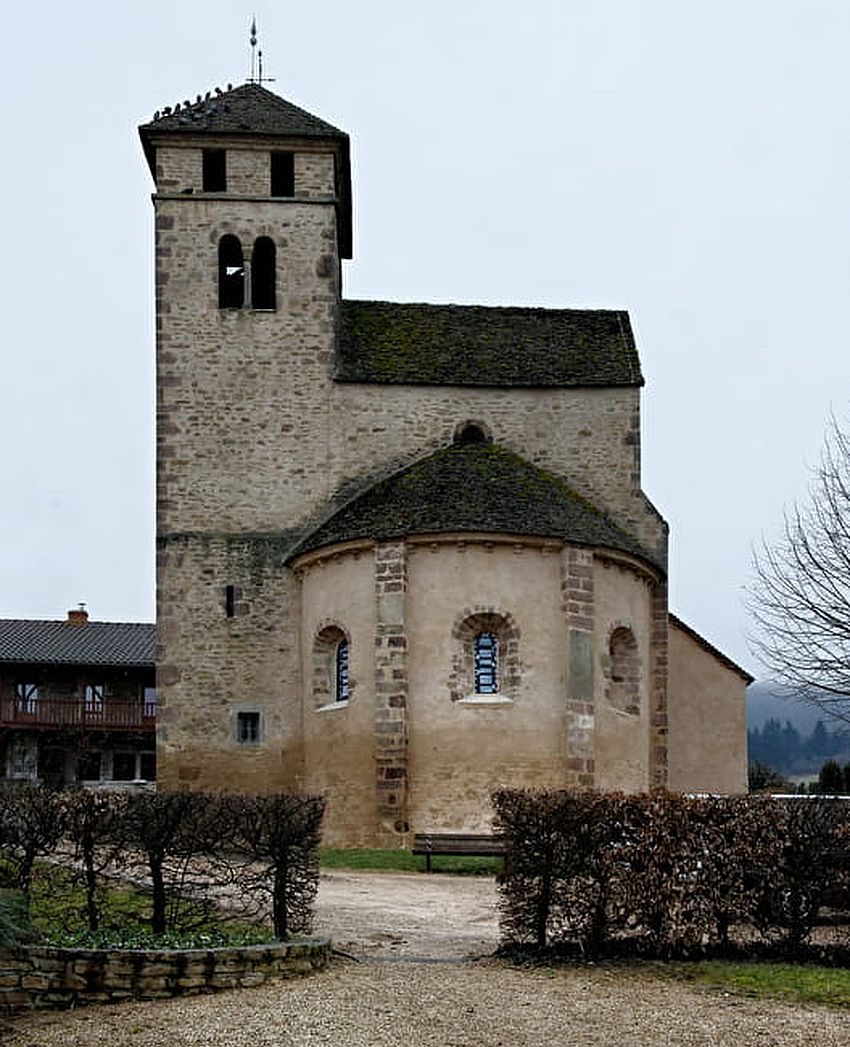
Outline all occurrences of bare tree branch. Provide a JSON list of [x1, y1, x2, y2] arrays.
[[748, 415, 850, 723]]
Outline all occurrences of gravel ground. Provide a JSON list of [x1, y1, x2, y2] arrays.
[[4, 871, 850, 1046]]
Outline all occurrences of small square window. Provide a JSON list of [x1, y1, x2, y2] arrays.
[[203, 149, 227, 192], [237, 711, 261, 745]]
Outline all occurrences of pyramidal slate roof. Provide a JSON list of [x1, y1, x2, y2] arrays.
[[335, 300, 642, 388], [290, 442, 657, 566], [138, 82, 353, 258], [0, 620, 155, 668], [139, 82, 347, 140]]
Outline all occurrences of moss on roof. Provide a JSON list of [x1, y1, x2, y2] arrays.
[[334, 300, 642, 388], [289, 443, 656, 565]]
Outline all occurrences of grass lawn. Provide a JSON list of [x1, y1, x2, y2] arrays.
[[669, 961, 850, 1009], [320, 847, 501, 875]]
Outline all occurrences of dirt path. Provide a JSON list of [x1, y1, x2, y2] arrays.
[[313, 869, 499, 959], [5, 871, 850, 1046]]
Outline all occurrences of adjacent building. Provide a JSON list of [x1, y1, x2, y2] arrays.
[[0, 610, 156, 787]]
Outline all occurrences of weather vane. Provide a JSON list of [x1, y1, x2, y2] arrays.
[[249, 16, 275, 85]]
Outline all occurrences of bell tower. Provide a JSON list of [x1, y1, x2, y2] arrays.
[[138, 85, 351, 790]]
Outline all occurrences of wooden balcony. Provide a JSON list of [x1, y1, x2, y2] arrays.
[[0, 697, 156, 732]]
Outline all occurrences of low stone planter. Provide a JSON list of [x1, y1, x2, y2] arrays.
[[0, 937, 331, 1011]]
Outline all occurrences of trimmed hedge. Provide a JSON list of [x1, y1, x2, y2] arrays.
[[493, 790, 850, 960]]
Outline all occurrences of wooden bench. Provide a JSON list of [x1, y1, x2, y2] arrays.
[[411, 832, 506, 872]]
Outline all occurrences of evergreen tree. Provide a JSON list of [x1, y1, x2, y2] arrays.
[[817, 759, 844, 795]]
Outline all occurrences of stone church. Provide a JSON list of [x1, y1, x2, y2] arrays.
[[139, 83, 750, 846]]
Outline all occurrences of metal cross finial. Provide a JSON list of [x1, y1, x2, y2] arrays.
[[248, 16, 276, 85]]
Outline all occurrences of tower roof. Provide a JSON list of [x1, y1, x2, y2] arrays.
[[335, 301, 643, 387], [289, 442, 659, 567], [139, 82, 352, 258], [139, 82, 348, 140]]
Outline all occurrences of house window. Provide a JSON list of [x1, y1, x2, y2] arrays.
[[14, 683, 38, 715], [270, 151, 295, 197], [202, 148, 226, 192], [473, 633, 499, 693], [84, 684, 104, 715], [251, 237, 276, 310], [139, 752, 157, 781], [142, 686, 157, 718], [236, 710, 261, 744], [218, 235, 245, 308], [8, 737, 37, 780], [112, 751, 137, 782], [77, 751, 102, 782], [312, 625, 351, 708]]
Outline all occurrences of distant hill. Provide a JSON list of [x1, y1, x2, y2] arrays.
[[746, 680, 827, 733], [746, 680, 850, 776]]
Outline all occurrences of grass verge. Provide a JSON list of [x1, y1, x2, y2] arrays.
[[671, 961, 850, 1009], [320, 847, 500, 875]]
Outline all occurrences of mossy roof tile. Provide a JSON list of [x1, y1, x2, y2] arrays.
[[335, 300, 642, 388], [290, 443, 656, 565]]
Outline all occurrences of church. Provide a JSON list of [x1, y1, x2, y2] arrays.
[[139, 82, 750, 846]]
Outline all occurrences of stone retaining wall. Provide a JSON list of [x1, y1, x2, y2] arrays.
[[0, 937, 331, 1011]]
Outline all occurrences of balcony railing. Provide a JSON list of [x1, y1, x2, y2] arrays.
[[0, 697, 156, 731]]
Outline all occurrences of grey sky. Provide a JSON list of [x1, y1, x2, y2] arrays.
[[3, 1, 848, 677]]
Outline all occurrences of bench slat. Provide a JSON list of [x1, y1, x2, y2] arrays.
[[411, 833, 506, 869]]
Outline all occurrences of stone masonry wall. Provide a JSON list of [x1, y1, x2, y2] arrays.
[[562, 547, 596, 788], [373, 542, 409, 843], [156, 536, 303, 793], [153, 141, 336, 198], [0, 938, 330, 1012]]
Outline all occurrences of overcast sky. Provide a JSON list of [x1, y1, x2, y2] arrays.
[[2, 1, 848, 677]]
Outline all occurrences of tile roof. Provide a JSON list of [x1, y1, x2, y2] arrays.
[[139, 82, 347, 140], [334, 300, 643, 388], [289, 442, 658, 567], [0, 621, 155, 668]]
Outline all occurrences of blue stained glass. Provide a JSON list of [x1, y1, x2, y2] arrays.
[[474, 632, 499, 694]]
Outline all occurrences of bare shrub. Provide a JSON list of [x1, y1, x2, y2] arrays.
[[228, 794, 325, 939], [0, 783, 66, 901]]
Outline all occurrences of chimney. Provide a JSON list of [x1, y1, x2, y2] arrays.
[[66, 603, 89, 626]]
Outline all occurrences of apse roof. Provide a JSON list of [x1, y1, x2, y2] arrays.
[[289, 442, 657, 566]]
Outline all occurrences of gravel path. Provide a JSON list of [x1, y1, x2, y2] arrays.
[[4, 872, 849, 1046]]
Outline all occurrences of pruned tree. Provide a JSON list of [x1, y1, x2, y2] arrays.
[[118, 790, 231, 935], [749, 417, 850, 724], [61, 789, 128, 931], [230, 794, 325, 939]]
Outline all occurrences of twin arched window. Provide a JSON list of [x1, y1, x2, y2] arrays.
[[218, 235, 276, 310]]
